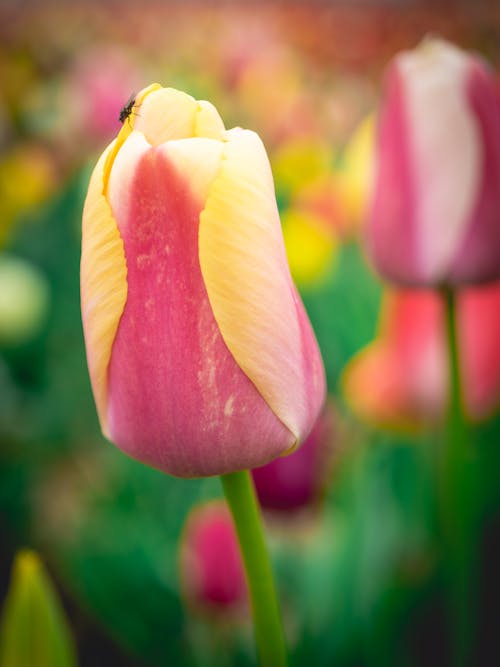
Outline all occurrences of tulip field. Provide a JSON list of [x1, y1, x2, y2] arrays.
[[0, 3, 499, 667]]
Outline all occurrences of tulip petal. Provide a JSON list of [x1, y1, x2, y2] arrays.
[[460, 283, 500, 418], [107, 131, 151, 229], [158, 138, 225, 202], [195, 101, 226, 140], [108, 131, 225, 230], [449, 63, 500, 283], [106, 140, 296, 477], [199, 128, 325, 444], [81, 142, 128, 435], [132, 88, 226, 146], [399, 41, 481, 282], [133, 87, 199, 145], [368, 64, 421, 283]]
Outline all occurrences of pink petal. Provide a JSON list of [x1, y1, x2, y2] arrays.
[[367, 63, 421, 284], [106, 145, 295, 477], [449, 63, 500, 284]]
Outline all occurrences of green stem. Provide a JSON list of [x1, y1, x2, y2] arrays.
[[443, 287, 465, 464], [220, 470, 287, 667], [441, 286, 475, 667]]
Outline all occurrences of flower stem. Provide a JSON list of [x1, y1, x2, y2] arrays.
[[441, 286, 476, 667], [220, 470, 287, 667]]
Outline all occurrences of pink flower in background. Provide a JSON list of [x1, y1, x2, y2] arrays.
[[460, 284, 500, 418], [367, 38, 500, 287], [81, 84, 325, 478], [179, 501, 247, 617], [252, 406, 336, 512], [219, 24, 277, 90], [343, 291, 445, 430], [342, 283, 500, 429], [67, 48, 142, 142], [225, 36, 319, 144]]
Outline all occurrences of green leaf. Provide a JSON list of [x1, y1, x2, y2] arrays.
[[0, 550, 77, 667]]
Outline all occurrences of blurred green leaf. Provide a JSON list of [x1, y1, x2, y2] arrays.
[[44, 450, 222, 667], [0, 550, 77, 667], [301, 240, 382, 392]]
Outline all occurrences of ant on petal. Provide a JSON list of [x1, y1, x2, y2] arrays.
[[119, 94, 137, 124]]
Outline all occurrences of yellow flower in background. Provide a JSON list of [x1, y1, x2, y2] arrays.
[[335, 114, 374, 231], [0, 145, 57, 245], [271, 138, 333, 201], [282, 208, 337, 287]]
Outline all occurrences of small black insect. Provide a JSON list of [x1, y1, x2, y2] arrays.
[[119, 94, 136, 124]]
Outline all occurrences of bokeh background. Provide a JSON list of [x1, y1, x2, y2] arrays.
[[1, 1, 499, 666]]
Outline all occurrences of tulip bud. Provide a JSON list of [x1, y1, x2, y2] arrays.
[[0, 550, 76, 667], [179, 501, 247, 618], [81, 84, 325, 477], [367, 38, 500, 286], [252, 406, 335, 512]]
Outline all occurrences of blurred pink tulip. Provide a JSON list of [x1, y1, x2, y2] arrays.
[[179, 501, 247, 617], [81, 84, 325, 478], [367, 38, 500, 287], [343, 282, 500, 428], [67, 48, 142, 143], [252, 406, 335, 512]]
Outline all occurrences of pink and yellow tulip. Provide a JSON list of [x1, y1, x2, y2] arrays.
[[342, 283, 500, 429], [81, 84, 325, 478], [367, 38, 500, 287]]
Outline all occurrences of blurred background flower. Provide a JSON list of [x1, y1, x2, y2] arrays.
[[342, 283, 500, 430], [366, 37, 500, 287], [0, 254, 50, 346], [1, 2, 499, 666], [252, 404, 336, 514], [179, 501, 248, 620]]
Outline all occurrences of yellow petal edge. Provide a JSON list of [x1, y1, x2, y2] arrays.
[[82, 84, 164, 435], [103, 83, 162, 193], [81, 143, 128, 436], [199, 129, 307, 444]]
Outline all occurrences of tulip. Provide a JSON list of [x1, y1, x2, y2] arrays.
[[342, 283, 500, 429], [81, 84, 325, 478], [252, 406, 335, 512], [179, 501, 247, 618], [367, 38, 500, 286]]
